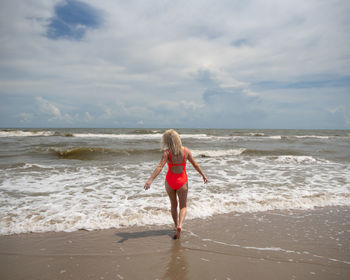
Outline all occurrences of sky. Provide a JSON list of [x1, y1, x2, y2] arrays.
[[0, 0, 349, 129]]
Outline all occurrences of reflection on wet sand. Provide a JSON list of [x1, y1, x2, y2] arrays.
[[163, 241, 189, 280]]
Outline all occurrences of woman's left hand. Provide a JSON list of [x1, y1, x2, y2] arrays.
[[203, 176, 208, 184]]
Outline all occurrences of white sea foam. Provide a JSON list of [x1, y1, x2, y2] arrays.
[[1, 128, 349, 235], [70, 133, 265, 141], [191, 148, 246, 158], [294, 135, 330, 139], [1, 152, 349, 235], [198, 237, 350, 264], [72, 133, 209, 140], [268, 135, 282, 140], [248, 132, 265, 136], [19, 163, 56, 170], [274, 155, 319, 164], [0, 130, 55, 137], [72, 133, 161, 139]]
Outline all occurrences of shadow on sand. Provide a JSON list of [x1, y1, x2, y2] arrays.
[[116, 229, 174, 243]]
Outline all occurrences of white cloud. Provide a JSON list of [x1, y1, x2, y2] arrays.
[[84, 111, 94, 122], [327, 106, 350, 125], [36, 96, 62, 119], [327, 106, 345, 115], [19, 112, 34, 123]]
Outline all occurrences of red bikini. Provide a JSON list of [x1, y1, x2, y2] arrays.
[[166, 148, 187, 190]]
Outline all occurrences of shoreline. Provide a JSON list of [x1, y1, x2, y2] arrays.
[[1, 206, 350, 280]]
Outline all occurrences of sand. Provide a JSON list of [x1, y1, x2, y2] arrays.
[[1, 207, 349, 280]]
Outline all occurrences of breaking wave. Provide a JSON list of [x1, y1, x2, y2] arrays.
[[50, 147, 159, 160], [0, 130, 55, 137]]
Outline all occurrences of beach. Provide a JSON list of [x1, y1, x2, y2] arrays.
[[1, 206, 349, 280]]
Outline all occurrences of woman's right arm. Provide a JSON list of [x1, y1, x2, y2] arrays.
[[144, 151, 168, 190], [187, 148, 208, 184]]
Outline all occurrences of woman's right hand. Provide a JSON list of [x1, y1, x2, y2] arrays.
[[144, 179, 152, 190]]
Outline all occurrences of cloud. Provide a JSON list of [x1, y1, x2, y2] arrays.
[[84, 111, 94, 122], [18, 112, 34, 123], [0, 0, 349, 128], [36, 96, 62, 119], [327, 106, 350, 126]]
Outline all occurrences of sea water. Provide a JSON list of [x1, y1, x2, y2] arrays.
[[0, 128, 349, 235]]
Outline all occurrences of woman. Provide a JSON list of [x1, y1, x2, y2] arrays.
[[144, 129, 208, 239]]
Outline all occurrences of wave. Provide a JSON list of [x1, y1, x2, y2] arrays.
[[192, 149, 247, 158], [52, 146, 248, 161], [294, 135, 330, 139], [191, 148, 322, 161], [247, 132, 265, 136], [1, 148, 348, 235], [131, 129, 161, 134], [0, 130, 55, 137], [50, 147, 159, 160], [0, 129, 163, 139], [268, 135, 283, 140], [1, 187, 349, 235], [0, 162, 55, 170], [71, 132, 209, 140], [274, 155, 326, 164], [72, 133, 164, 139], [192, 148, 305, 158], [53, 147, 109, 160], [31, 146, 314, 161], [1, 129, 347, 141], [242, 148, 302, 156]]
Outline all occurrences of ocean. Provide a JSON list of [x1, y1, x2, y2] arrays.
[[0, 128, 349, 235]]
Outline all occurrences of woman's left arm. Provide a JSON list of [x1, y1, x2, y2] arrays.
[[144, 151, 168, 190], [187, 148, 208, 184]]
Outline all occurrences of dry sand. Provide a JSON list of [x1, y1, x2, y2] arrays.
[[1, 207, 349, 280]]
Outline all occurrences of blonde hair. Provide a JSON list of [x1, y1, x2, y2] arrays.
[[161, 129, 183, 156]]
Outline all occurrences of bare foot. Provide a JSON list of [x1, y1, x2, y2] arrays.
[[173, 226, 182, 240]]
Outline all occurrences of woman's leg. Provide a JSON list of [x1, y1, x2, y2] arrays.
[[177, 182, 188, 229], [165, 182, 178, 228]]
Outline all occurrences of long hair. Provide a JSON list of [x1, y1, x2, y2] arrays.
[[161, 129, 183, 156]]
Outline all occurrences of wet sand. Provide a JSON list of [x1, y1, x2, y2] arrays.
[[1, 207, 349, 280]]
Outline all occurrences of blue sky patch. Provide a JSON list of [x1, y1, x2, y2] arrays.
[[231, 39, 250, 47], [253, 75, 350, 90], [46, 0, 102, 40]]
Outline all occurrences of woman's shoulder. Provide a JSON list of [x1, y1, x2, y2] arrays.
[[183, 146, 191, 155]]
